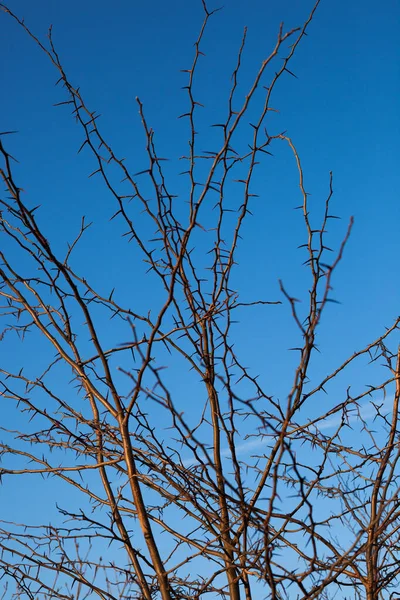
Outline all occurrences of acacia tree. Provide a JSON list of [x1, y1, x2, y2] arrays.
[[0, 2, 399, 599]]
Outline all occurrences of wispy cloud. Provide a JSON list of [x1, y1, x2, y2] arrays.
[[181, 396, 394, 466], [314, 395, 393, 433]]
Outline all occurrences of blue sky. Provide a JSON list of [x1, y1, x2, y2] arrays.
[[2, 0, 399, 354], [1, 0, 400, 596]]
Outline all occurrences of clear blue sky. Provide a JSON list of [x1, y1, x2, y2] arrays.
[[1, 0, 400, 595], [2, 0, 399, 412], [2, 0, 399, 343]]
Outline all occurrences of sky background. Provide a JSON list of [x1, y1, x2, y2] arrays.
[[2, 0, 399, 343], [2, 0, 399, 413], [1, 0, 400, 595]]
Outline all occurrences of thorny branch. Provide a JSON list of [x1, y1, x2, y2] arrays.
[[1, 1, 399, 599]]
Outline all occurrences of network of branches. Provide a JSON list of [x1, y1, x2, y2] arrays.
[[1, 2, 399, 600]]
